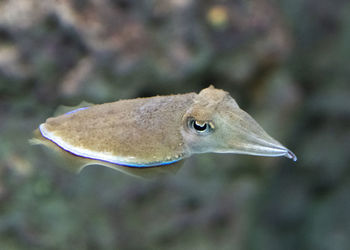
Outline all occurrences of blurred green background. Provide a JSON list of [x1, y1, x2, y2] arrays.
[[0, 0, 349, 249]]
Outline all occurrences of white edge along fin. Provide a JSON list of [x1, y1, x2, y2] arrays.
[[39, 124, 181, 168]]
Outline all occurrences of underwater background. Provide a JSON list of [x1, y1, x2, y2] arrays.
[[0, 0, 349, 249]]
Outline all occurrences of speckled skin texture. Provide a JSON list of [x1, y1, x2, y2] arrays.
[[43, 93, 196, 165], [32, 129, 184, 178], [39, 86, 295, 170]]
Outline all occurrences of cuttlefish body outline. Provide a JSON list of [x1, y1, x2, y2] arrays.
[[34, 86, 296, 175]]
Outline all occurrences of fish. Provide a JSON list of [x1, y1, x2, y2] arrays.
[[32, 86, 297, 178]]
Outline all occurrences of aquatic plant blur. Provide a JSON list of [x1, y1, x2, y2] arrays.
[[0, 0, 349, 249]]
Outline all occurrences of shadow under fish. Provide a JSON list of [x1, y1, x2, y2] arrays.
[[31, 86, 297, 178]]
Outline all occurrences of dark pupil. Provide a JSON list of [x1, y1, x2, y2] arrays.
[[193, 121, 207, 131]]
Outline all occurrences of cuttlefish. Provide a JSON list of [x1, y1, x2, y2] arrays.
[[32, 86, 297, 178]]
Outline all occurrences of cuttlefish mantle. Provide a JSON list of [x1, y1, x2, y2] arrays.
[[33, 86, 296, 175]]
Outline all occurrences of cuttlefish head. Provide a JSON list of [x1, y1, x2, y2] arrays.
[[181, 86, 297, 161]]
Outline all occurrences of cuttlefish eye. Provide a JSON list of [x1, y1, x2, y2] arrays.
[[188, 118, 214, 135]]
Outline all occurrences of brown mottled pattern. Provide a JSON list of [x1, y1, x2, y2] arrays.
[[44, 93, 196, 164], [41, 86, 296, 168]]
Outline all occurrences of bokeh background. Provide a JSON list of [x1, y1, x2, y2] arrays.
[[0, 0, 349, 249]]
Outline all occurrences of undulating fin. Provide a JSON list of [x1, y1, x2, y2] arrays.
[[79, 160, 184, 179], [40, 94, 193, 167], [31, 129, 184, 178], [30, 128, 85, 173], [32, 85, 297, 178], [53, 101, 94, 117]]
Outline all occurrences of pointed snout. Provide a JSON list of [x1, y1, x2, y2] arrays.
[[220, 109, 297, 161], [239, 132, 298, 161]]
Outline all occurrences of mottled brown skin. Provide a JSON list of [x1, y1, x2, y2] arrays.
[[34, 85, 296, 177], [44, 93, 196, 165], [32, 129, 184, 178]]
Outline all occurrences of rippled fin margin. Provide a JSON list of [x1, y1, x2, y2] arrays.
[[53, 101, 94, 117]]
